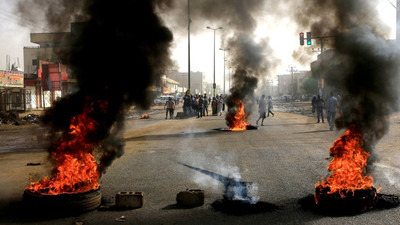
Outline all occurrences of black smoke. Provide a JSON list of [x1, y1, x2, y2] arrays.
[[295, 0, 400, 154], [17, 0, 173, 173], [162, 0, 279, 107]]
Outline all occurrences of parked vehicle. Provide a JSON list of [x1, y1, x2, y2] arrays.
[[154, 95, 175, 105]]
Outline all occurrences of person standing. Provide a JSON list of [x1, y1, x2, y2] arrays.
[[197, 95, 204, 118], [203, 94, 209, 116], [316, 95, 325, 123], [183, 93, 191, 117], [326, 92, 338, 131], [256, 95, 267, 126], [165, 97, 175, 119], [217, 95, 223, 116], [212, 97, 217, 116], [267, 96, 274, 117], [311, 95, 317, 114]]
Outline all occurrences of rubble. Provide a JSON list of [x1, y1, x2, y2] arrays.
[[0, 112, 41, 125]]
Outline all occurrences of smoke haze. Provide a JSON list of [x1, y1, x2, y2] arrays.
[[294, 0, 400, 156], [17, 0, 173, 173]]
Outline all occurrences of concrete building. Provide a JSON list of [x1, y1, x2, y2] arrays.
[[23, 24, 82, 109], [166, 70, 206, 95], [277, 70, 311, 97]]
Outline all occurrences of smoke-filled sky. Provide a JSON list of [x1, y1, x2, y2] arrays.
[[0, 0, 396, 86]]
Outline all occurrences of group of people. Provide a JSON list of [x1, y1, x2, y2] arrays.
[[182, 92, 225, 118], [256, 95, 274, 126], [311, 92, 339, 131]]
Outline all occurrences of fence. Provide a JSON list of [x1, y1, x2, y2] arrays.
[[0, 88, 27, 112]]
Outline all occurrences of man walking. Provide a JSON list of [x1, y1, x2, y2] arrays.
[[326, 92, 338, 131], [316, 95, 325, 123], [267, 96, 274, 117], [256, 95, 267, 126]]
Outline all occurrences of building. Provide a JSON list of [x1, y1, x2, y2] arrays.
[[23, 23, 81, 109], [277, 70, 311, 97], [166, 70, 206, 95], [0, 70, 26, 111], [161, 75, 180, 95]]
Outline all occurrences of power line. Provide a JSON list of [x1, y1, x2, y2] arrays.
[[0, 8, 47, 30], [387, 0, 396, 9]]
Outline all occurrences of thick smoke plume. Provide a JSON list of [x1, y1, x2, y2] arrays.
[[17, 0, 173, 173], [164, 0, 279, 105], [295, 0, 400, 154]]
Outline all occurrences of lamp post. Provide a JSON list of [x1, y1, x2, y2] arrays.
[[187, 0, 191, 93], [219, 48, 230, 95], [207, 26, 223, 97], [288, 65, 297, 99]]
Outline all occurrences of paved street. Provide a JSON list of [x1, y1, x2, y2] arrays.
[[1, 105, 400, 224]]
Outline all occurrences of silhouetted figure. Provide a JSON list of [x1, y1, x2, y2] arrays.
[[256, 95, 267, 126], [316, 95, 325, 123], [267, 96, 274, 117], [326, 92, 338, 130]]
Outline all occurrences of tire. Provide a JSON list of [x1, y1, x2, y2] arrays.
[[23, 189, 102, 214]]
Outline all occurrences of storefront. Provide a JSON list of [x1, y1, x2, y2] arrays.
[[0, 70, 26, 112]]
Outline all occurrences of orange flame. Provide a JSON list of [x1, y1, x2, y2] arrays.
[[141, 113, 149, 119], [226, 100, 249, 131], [25, 100, 107, 195], [315, 125, 374, 198]]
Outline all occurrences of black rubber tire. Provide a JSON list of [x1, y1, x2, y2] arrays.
[[23, 189, 102, 213]]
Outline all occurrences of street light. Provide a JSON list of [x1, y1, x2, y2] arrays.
[[288, 65, 297, 98], [187, 0, 191, 93], [207, 26, 223, 97], [219, 48, 230, 95]]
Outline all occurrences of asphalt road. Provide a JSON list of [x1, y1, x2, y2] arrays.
[[1, 104, 400, 224]]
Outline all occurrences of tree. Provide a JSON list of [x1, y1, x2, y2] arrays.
[[302, 77, 318, 95]]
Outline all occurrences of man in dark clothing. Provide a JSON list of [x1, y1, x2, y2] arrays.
[[311, 95, 317, 113], [316, 95, 325, 123], [183, 94, 191, 117], [197, 96, 204, 118], [203, 94, 209, 116]]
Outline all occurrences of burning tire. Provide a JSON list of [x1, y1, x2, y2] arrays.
[[23, 189, 101, 214], [315, 186, 377, 214]]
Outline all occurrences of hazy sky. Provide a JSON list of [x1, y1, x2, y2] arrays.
[[0, 0, 396, 87]]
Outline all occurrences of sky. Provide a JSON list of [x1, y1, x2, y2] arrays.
[[0, 0, 397, 87]]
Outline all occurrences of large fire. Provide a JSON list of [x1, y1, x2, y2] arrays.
[[226, 100, 250, 131], [25, 100, 107, 195], [315, 125, 375, 202]]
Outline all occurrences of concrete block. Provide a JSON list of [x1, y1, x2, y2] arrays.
[[176, 112, 185, 119], [115, 191, 144, 209], [176, 189, 204, 207]]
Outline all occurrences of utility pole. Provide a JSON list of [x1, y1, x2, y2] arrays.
[[187, 0, 191, 93], [288, 65, 297, 98], [207, 26, 223, 97], [219, 48, 229, 94]]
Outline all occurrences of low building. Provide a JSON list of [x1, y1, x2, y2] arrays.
[[0, 70, 26, 111], [277, 71, 311, 97], [166, 70, 205, 95]]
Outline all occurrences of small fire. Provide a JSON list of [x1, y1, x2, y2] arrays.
[[141, 113, 149, 119], [25, 100, 107, 195], [315, 125, 375, 202], [226, 100, 250, 131]]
